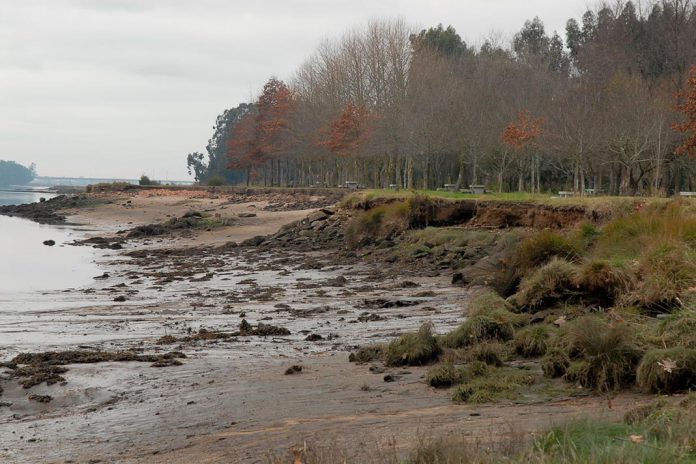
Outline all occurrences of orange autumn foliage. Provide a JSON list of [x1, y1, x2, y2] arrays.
[[321, 103, 372, 157], [502, 110, 544, 151]]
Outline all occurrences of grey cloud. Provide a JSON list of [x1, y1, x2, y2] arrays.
[[0, 0, 589, 179]]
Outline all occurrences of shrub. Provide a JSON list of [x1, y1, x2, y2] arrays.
[[385, 323, 441, 366], [139, 174, 160, 186], [206, 175, 226, 186], [636, 347, 696, 394], [514, 325, 551, 357], [442, 315, 514, 349], [511, 258, 580, 310]]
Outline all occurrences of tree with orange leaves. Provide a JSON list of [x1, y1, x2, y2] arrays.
[[502, 110, 544, 192], [674, 65, 696, 157], [322, 103, 371, 157], [255, 78, 296, 185], [227, 111, 259, 186], [227, 78, 296, 186]]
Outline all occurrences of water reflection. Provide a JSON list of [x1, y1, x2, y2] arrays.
[[0, 215, 100, 294]]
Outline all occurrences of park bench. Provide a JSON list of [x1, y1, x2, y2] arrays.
[[585, 188, 604, 196]]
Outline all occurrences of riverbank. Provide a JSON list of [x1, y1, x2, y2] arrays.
[[0, 188, 691, 463]]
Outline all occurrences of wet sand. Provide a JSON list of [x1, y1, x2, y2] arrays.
[[0, 190, 651, 464]]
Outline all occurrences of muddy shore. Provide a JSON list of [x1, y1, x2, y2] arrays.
[[0, 189, 652, 464]]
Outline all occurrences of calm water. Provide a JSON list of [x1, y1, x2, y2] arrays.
[[0, 188, 55, 207], [0, 190, 101, 294]]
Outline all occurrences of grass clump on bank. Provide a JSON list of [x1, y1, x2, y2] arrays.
[[441, 315, 515, 349], [543, 316, 642, 391], [511, 258, 580, 310], [637, 347, 696, 393], [514, 325, 552, 357], [385, 322, 441, 366], [499, 200, 696, 313], [451, 367, 537, 403]]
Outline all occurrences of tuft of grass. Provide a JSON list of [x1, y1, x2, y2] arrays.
[[575, 259, 634, 306], [511, 258, 580, 310], [514, 325, 552, 357], [555, 316, 642, 392], [441, 315, 515, 349], [636, 347, 696, 394], [467, 290, 514, 316], [465, 341, 506, 366], [630, 243, 696, 311], [541, 347, 571, 378], [348, 344, 385, 364], [452, 367, 537, 404], [515, 230, 581, 270], [594, 200, 696, 259], [651, 309, 696, 349], [344, 200, 412, 247], [385, 322, 441, 367], [425, 362, 463, 388]]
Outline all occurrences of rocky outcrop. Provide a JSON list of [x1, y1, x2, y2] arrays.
[[240, 207, 348, 250], [0, 194, 109, 224]]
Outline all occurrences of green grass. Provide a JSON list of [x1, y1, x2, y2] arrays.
[[529, 418, 695, 463], [349, 189, 678, 208]]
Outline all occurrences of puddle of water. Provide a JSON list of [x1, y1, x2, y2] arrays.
[[0, 215, 101, 297]]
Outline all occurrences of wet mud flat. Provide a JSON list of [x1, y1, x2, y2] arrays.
[[0, 236, 479, 463]]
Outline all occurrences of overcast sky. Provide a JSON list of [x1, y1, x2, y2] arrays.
[[0, 0, 591, 180]]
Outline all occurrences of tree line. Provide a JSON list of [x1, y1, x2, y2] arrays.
[[187, 1, 696, 195], [0, 160, 36, 188]]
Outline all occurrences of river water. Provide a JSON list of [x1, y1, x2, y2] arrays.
[[0, 189, 101, 298]]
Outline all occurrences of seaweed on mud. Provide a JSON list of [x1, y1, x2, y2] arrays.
[[362, 299, 419, 309], [284, 365, 303, 375], [239, 319, 291, 336], [6, 350, 187, 388], [157, 328, 236, 345], [126, 213, 233, 238]]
